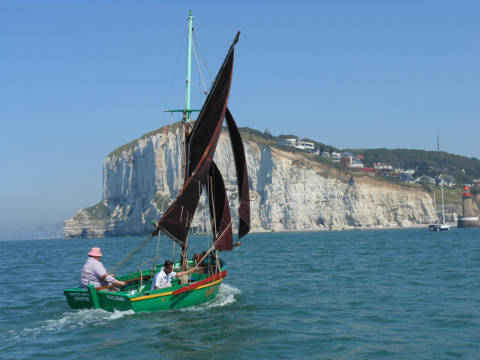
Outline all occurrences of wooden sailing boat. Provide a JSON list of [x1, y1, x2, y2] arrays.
[[64, 12, 250, 312]]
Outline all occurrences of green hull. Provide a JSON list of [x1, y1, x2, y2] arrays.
[[64, 266, 226, 312]]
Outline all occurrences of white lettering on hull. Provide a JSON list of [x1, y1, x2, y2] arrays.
[[106, 295, 125, 302]]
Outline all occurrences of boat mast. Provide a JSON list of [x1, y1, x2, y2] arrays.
[[437, 132, 447, 226], [441, 179, 446, 225], [182, 10, 194, 271], [164, 11, 203, 270], [165, 10, 200, 122], [185, 10, 193, 123]]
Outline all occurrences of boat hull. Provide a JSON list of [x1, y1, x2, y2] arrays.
[[64, 269, 226, 312], [428, 224, 452, 231]]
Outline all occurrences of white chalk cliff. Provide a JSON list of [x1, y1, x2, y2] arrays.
[[64, 123, 436, 238]]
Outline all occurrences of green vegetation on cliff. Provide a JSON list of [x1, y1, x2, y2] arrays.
[[351, 148, 480, 184], [239, 127, 339, 154], [75, 201, 109, 220], [239, 127, 480, 184], [105, 121, 480, 189], [107, 122, 183, 158], [240, 127, 480, 188]]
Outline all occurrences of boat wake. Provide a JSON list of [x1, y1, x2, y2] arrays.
[[42, 308, 134, 331], [6, 285, 239, 341], [182, 283, 241, 312], [9, 309, 134, 339]]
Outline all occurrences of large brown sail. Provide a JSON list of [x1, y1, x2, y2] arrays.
[[156, 34, 238, 245], [186, 33, 239, 179]]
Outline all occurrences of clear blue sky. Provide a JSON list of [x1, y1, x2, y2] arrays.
[[1, 1, 479, 235]]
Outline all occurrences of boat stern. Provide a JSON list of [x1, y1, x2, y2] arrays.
[[64, 288, 93, 309], [64, 287, 133, 311]]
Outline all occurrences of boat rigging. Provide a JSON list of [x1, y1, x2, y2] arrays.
[[64, 11, 250, 312]]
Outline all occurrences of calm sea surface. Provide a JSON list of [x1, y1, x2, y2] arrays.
[[1, 228, 480, 359]]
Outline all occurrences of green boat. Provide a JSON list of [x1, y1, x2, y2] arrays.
[[64, 11, 250, 312], [64, 261, 227, 312]]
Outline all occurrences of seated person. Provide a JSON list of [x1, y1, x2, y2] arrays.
[[193, 253, 204, 266], [202, 250, 225, 269], [192, 253, 207, 274], [80, 247, 125, 288], [151, 260, 193, 290]]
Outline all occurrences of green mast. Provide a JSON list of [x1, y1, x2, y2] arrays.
[[166, 10, 200, 122], [185, 10, 193, 123]]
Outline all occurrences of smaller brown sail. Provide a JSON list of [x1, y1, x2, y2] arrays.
[[225, 108, 250, 238], [207, 162, 233, 251]]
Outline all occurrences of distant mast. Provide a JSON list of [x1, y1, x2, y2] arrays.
[[437, 131, 446, 225], [429, 131, 451, 230], [440, 181, 446, 224]]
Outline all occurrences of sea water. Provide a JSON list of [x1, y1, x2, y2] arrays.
[[1, 228, 480, 359]]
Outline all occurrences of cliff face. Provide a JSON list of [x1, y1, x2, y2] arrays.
[[64, 124, 436, 238]]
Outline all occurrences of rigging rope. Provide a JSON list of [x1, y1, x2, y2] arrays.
[[188, 223, 231, 274], [153, 231, 161, 270], [193, 44, 208, 94], [193, 30, 212, 82], [163, 24, 187, 124], [189, 243, 216, 273], [108, 234, 155, 275], [204, 188, 210, 249]]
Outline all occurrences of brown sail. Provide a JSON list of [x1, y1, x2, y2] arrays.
[[186, 33, 239, 179], [156, 34, 238, 245], [225, 108, 251, 238]]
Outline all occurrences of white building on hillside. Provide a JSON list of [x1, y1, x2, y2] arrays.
[[278, 137, 315, 152], [373, 162, 393, 170], [279, 137, 297, 147], [331, 152, 340, 162], [296, 140, 315, 151]]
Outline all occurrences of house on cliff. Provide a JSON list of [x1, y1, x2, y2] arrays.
[[340, 152, 364, 168]]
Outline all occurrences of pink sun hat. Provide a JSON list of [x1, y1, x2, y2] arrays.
[[88, 247, 103, 257]]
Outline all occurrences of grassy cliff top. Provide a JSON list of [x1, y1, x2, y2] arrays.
[[241, 127, 480, 184], [107, 122, 183, 158], [349, 148, 480, 184], [104, 121, 480, 199]]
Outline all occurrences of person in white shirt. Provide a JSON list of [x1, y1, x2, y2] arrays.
[[151, 260, 192, 290], [80, 247, 125, 288]]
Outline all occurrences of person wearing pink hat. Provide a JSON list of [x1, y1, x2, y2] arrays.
[[80, 247, 125, 288]]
